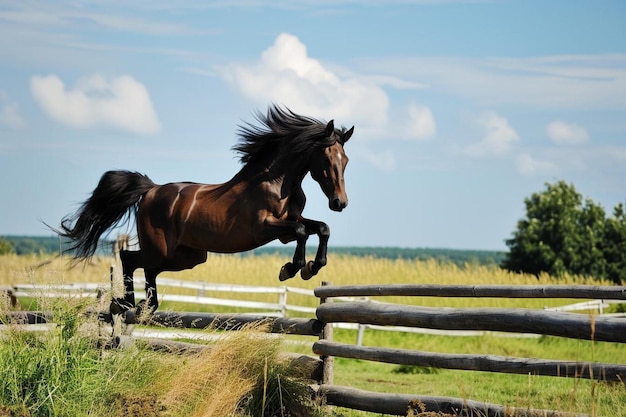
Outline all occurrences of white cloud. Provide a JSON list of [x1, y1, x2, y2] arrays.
[[516, 153, 558, 176], [0, 93, 26, 129], [218, 32, 439, 150], [218, 32, 438, 144], [219, 33, 389, 128], [546, 120, 589, 145], [465, 112, 519, 158], [404, 104, 436, 140], [30, 74, 160, 135]]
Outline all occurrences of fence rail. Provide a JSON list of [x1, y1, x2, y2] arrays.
[[313, 339, 626, 382], [316, 301, 626, 343], [313, 283, 626, 417], [11, 279, 318, 317], [314, 283, 626, 299], [8, 280, 626, 344]]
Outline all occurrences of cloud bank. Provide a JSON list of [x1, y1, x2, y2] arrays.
[[218, 33, 434, 142], [30, 74, 160, 135]]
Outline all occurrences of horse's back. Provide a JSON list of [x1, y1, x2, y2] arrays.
[[137, 181, 255, 253], [139, 181, 220, 223]]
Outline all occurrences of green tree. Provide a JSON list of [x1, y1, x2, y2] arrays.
[[503, 181, 581, 277], [0, 237, 14, 255], [601, 203, 626, 283], [502, 181, 622, 283]]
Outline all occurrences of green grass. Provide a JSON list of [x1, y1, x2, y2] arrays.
[[0, 299, 326, 416], [2, 253, 626, 416], [325, 328, 626, 416], [0, 299, 111, 416]]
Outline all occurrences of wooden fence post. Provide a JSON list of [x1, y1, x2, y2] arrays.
[[356, 324, 366, 346], [279, 286, 287, 317], [320, 281, 334, 385]]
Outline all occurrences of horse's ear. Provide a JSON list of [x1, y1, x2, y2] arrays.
[[325, 120, 335, 138], [343, 126, 354, 143]]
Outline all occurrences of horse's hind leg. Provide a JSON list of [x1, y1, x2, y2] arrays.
[[135, 267, 161, 320], [137, 246, 208, 317], [111, 249, 142, 313]]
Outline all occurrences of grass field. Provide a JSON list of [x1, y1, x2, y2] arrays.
[[1, 252, 625, 416]]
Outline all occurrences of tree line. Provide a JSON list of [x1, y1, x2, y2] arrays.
[[502, 181, 626, 284]]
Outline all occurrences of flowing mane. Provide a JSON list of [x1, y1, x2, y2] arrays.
[[233, 105, 339, 164]]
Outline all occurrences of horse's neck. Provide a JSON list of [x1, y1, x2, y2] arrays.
[[231, 156, 308, 192], [273, 156, 309, 193]]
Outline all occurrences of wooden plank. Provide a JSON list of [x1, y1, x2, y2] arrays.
[[149, 311, 323, 336], [151, 294, 283, 311], [313, 384, 588, 417], [314, 284, 626, 300], [144, 277, 285, 294], [13, 283, 103, 291], [316, 302, 626, 343], [313, 340, 626, 381], [0, 311, 53, 325]]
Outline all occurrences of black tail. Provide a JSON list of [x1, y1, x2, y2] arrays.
[[57, 170, 156, 260]]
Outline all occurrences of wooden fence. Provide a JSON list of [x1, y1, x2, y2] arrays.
[[10, 277, 625, 343], [4, 280, 626, 416], [312, 283, 626, 417]]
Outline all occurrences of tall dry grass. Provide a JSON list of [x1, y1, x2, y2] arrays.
[[1, 252, 615, 311], [157, 326, 285, 416]]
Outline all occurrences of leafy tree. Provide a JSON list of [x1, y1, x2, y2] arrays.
[[601, 203, 626, 283], [502, 181, 624, 283], [0, 237, 15, 255]]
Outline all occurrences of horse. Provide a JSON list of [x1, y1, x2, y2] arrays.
[[56, 105, 354, 315]]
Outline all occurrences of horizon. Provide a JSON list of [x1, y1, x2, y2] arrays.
[[0, 234, 507, 253]]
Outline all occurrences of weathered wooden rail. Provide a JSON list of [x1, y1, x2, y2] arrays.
[[312, 283, 626, 417], [314, 283, 626, 299], [316, 302, 626, 342]]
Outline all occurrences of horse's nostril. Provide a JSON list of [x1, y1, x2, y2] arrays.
[[330, 198, 347, 211]]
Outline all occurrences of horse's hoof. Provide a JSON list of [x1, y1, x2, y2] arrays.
[[279, 265, 291, 281], [300, 261, 316, 280], [123, 309, 136, 325]]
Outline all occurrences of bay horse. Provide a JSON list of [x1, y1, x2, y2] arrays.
[[56, 105, 354, 315]]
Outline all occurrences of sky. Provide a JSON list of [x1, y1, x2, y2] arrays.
[[0, 0, 625, 252]]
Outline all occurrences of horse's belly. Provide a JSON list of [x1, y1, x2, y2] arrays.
[[184, 225, 270, 254]]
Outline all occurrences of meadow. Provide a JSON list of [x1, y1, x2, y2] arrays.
[[1, 252, 625, 416]]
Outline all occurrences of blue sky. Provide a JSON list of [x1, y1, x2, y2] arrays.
[[1, 0, 625, 251]]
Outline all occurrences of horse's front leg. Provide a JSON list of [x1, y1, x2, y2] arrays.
[[261, 218, 309, 281], [298, 218, 330, 280], [279, 231, 308, 281]]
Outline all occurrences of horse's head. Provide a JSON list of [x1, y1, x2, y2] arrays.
[[310, 120, 354, 212]]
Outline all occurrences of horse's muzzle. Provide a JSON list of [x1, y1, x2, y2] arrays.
[[330, 197, 348, 212]]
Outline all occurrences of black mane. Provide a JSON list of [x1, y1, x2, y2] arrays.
[[233, 105, 338, 164]]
